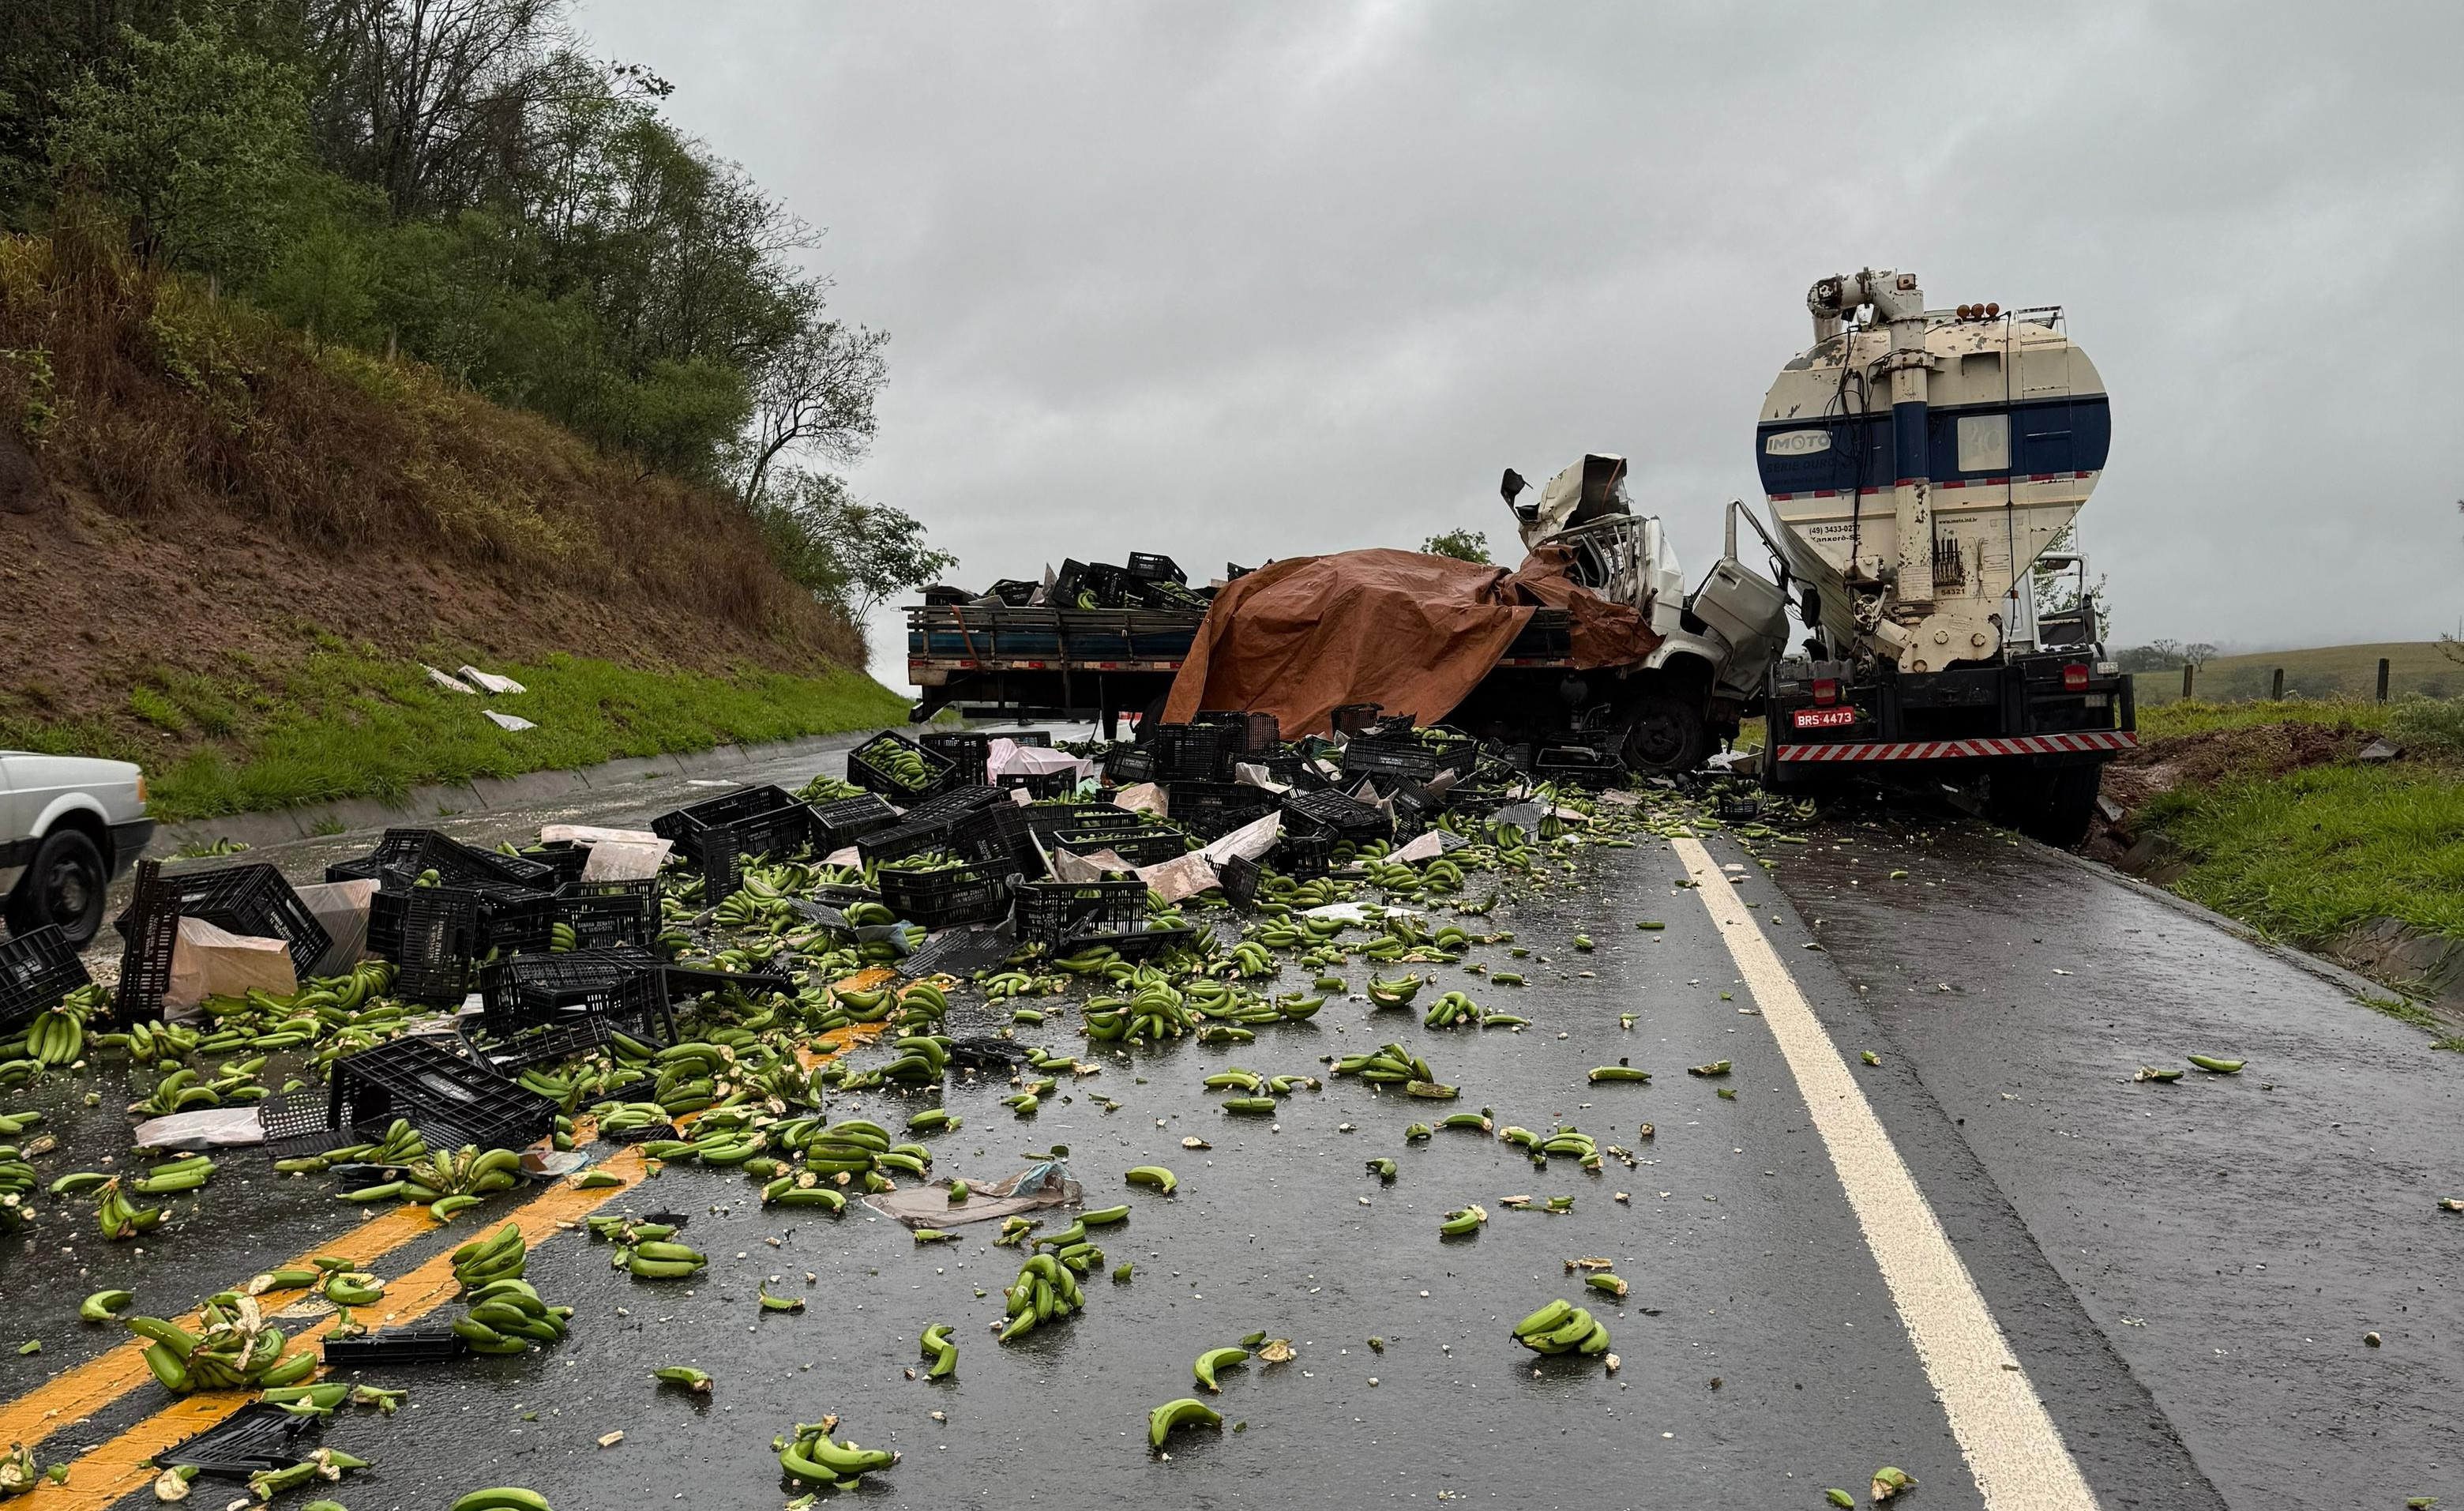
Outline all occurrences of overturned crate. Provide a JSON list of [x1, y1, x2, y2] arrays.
[[473, 946, 677, 1069], [258, 1036, 556, 1156], [113, 859, 332, 1021], [0, 925, 90, 1036]]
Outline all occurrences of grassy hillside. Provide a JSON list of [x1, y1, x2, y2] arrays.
[[2138, 641, 2460, 706], [0, 232, 905, 816]]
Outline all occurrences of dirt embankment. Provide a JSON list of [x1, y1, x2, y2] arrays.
[[0, 231, 862, 754]]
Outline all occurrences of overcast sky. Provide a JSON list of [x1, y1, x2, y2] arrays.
[[579, 1, 2464, 686]]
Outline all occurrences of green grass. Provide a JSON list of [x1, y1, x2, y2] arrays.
[[2136, 697, 2391, 739], [2137, 760, 2464, 949], [6, 646, 909, 822], [2140, 641, 2461, 706]]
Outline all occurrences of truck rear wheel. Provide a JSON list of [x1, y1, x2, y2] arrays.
[[1988, 764, 2102, 849], [1620, 693, 1708, 776]]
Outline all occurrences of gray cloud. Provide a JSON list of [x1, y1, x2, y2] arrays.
[[577, 0, 2464, 679]]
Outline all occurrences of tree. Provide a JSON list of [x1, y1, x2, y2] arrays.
[[47, 20, 307, 278], [1421, 528, 1490, 564], [753, 468, 955, 619], [2184, 643, 2219, 667], [736, 313, 888, 506]]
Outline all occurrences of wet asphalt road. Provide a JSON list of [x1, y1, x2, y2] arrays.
[[5, 760, 2452, 1508], [1764, 810, 2464, 1510]]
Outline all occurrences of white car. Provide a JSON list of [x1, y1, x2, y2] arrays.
[[1, 753, 155, 946]]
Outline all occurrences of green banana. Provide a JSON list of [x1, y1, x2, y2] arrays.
[[1125, 1165, 1178, 1196], [79, 1289, 133, 1322], [1193, 1346, 1248, 1392], [1147, 1396, 1223, 1449]]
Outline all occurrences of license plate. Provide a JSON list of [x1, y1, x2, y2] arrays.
[[2081, 693, 2109, 708], [1790, 707, 1858, 730]]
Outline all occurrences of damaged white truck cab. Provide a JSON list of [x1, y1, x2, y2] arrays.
[[1495, 453, 1791, 773]]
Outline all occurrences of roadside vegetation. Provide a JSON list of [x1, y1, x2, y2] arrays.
[[1, 645, 907, 824], [2120, 695, 2464, 963], [0, 2, 951, 817]]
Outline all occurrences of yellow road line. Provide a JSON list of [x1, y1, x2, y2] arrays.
[[0, 1203, 442, 1450], [1672, 835, 2098, 1511], [21, 975, 904, 1506], [48, 1148, 654, 1510]]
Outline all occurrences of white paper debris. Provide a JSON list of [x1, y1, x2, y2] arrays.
[[458, 666, 528, 694], [484, 710, 537, 731], [1112, 782, 1168, 816], [423, 664, 476, 693], [580, 839, 669, 881]]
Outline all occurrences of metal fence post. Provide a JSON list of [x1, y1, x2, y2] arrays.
[[2271, 667, 2286, 701], [2182, 663, 2194, 701], [2378, 657, 2391, 702]]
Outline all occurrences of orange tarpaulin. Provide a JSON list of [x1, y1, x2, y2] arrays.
[[1162, 546, 1661, 736]]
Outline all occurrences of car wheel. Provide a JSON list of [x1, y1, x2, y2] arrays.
[[6, 828, 108, 946]]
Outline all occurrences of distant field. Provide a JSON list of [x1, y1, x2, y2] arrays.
[[2137, 641, 2460, 705]]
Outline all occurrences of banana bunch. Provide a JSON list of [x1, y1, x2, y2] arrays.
[[126, 1066, 224, 1117], [317, 1118, 428, 1171], [620, 1231, 708, 1282], [127, 1291, 315, 1393], [978, 969, 1041, 1000], [841, 899, 897, 927], [1083, 972, 1200, 1043], [1365, 974, 1422, 1008], [455, 1275, 573, 1355], [829, 984, 895, 1024], [548, 921, 579, 953], [1422, 990, 1482, 1029], [999, 1253, 1085, 1340], [362, 1146, 520, 1220], [777, 1416, 899, 1492], [892, 980, 949, 1032], [1510, 1298, 1613, 1364], [1329, 1043, 1455, 1098], [0, 1126, 40, 1231], [859, 735, 939, 795], [129, 1152, 216, 1197], [759, 1171, 848, 1213], [878, 1034, 951, 1084], [1438, 1202, 1488, 1237], [26, 984, 104, 1066], [595, 1101, 671, 1139], [1030, 1219, 1106, 1274], [1210, 940, 1277, 979], [96, 1177, 166, 1240], [453, 1223, 529, 1291]]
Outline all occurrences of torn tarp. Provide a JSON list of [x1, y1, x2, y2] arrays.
[[866, 1159, 1081, 1230]]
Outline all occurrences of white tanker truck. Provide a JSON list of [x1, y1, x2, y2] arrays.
[[1750, 268, 2137, 845]]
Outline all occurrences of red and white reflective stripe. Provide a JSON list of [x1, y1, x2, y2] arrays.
[[1774, 730, 2137, 763], [1765, 470, 2098, 504]]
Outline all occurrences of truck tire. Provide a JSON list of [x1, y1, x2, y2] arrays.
[[1987, 764, 2101, 849], [1620, 693, 1708, 776], [6, 827, 108, 946]]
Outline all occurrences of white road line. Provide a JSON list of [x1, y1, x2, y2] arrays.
[[1672, 836, 2098, 1511]]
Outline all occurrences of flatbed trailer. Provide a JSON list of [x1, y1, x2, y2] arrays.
[[905, 603, 1588, 738]]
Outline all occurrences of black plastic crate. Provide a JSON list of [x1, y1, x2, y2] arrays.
[[1193, 710, 1280, 758], [1132, 577, 1209, 612], [476, 887, 560, 956], [1151, 724, 1230, 782], [1270, 829, 1335, 878], [1014, 877, 1144, 948], [896, 925, 1017, 979], [1218, 852, 1263, 911], [949, 801, 1106, 874], [1126, 552, 1185, 584], [986, 578, 1040, 606], [321, 1322, 467, 1368], [998, 768, 1077, 800], [1102, 743, 1159, 784], [1283, 788, 1393, 842], [0, 926, 89, 1033], [122, 861, 332, 979], [1041, 825, 1189, 866], [1080, 562, 1131, 607], [516, 840, 591, 887], [650, 784, 804, 844], [477, 1002, 673, 1072], [554, 878, 658, 949], [920, 731, 996, 787], [479, 946, 669, 1036], [1255, 751, 1339, 792], [695, 804, 820, 897], [265, 1036, 555, 1153], [112, 860, 179, 1022], [877, 859, 1012, 930], [157, 1403, 320, 1479], [1165, 780, 1283, 840], [390, 884, 486, 1005], [809, 792, 901, 852], [1330, 702, 1384, 735], [847, 733, 957, 803], [1534, 744, 1627, 788], [326, 829, 555, 891], [857, 814, 968, 867], [662, 963, 798, 1003], [907, 783, 1009, 822], [1340, 728, 1479, 785]]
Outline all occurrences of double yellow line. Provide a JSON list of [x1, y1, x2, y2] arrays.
[[3, 972, 901, 1509]]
